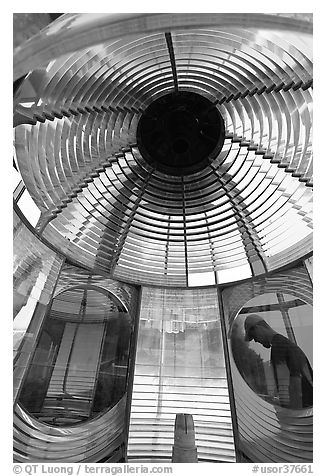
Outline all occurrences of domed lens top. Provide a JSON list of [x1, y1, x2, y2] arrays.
[[137, 92, 225, 175]]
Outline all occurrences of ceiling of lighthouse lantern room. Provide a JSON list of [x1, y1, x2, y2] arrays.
[[13, 13, 313, 287]]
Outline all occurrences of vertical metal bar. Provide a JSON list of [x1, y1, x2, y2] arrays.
[[303, 257, 313, 287], [216, 286, 241, 462], [124, 286, 142, 462], [90, 319, 107, 417], [276, 292, 297, 344]]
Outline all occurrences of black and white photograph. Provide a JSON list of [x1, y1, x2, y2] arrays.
[[12, 10, 315, 473]]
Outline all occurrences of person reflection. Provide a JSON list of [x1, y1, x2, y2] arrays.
[[244, 314, 313, 409]]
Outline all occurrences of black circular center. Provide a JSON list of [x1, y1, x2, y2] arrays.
[[173, 138, 189, 154], [137, 91, 225, 175]]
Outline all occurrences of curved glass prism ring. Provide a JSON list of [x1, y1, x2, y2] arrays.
[[13, 13, 313, 287]]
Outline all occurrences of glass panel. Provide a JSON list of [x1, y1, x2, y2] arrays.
[[128, 287, 236, 462], [231, 292, 312, 409], [217, 263, 251, 283], [188, 271, 215, 286], [18, 287, 132, 426]]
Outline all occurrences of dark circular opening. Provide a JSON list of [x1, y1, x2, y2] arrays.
[[137, 91, 225, 175], [173, 138, 189, 154]]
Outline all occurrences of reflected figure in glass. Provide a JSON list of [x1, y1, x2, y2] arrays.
[[244, 314, 312, 408], [231, 292, 313, 410]]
